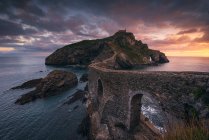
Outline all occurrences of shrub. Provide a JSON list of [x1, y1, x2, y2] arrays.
[[161, 121, 209, 140], [192, 87, 205, 100]]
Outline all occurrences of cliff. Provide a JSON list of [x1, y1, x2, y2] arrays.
[[45, 30, 169, 69]]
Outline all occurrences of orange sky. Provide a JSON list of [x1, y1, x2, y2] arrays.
[[0, 0, 208, 57], [133, 25, 209, 57]]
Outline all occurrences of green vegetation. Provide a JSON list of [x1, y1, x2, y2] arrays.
[[191, 87, 209, 106], [162, 121, 209, 140], [192, 87, 205, 100]]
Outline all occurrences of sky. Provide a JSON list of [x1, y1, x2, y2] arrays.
[[0, 0, 209, 57]]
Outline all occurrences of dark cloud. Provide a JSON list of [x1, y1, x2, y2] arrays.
[[0, 19, 37, 36], [0, 0, 208, 53], [177, 29, 198, 35]]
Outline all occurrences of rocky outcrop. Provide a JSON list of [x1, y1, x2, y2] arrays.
[[115, 53, 134, 69], [79, 73, 88, 82], [149, 50, 169, 63], [15, 70, 78, 105], [45, 30, 169, 69], [63, 90, 87, 105], [11, 78, 42, 89], [45, 40, 114, 66]]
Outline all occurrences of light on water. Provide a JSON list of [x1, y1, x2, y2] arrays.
[[0, 55, 88, 140], [134, 56, 209, 72]]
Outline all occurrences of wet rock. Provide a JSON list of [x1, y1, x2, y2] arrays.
[[15, 90, 37, 105], [73, 105, 79, 110], [63, 90, 87, 105], [80, 73, 88, 82], [36, 70, 78, 97], [11, 78, 42, 89], [84, 83, 88, 91], [15, 70, 78, 105], [77, 115, 91, 138]]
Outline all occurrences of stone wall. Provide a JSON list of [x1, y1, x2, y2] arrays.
[[87, 63, 209, 139]]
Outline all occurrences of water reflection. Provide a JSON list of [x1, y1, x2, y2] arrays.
[[134, 56, 209, 72]]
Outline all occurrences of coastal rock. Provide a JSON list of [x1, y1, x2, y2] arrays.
[[63, 90, 87, 105], [15, 70, 78, 105], [11, 78, 42, 89], [36, 70, 78, 97], [45, 30, 169, 69], [79, 73, 88, 82], [84, 83, 88, 91], [45, 41, 114, 66], [150, 50, 169, 63]]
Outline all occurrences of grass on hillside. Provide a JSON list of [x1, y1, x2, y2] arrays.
[[161, 121, 209, 140]]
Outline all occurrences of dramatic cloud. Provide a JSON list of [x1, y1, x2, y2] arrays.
[[177, 29, 198, 35], [0, 0, 208, 56]]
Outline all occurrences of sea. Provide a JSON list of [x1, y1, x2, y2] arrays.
[[0, 54, 209, 139]]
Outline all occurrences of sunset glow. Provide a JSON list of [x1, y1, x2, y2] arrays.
[[0, 47, 15, 52], [0, 0, 208, 57]]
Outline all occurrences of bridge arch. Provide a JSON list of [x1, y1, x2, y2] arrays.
[[128, 92, 143, 130], [97, 78, 104, 100]]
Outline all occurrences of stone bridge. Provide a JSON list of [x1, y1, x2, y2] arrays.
[[87, 63, 209, 139]]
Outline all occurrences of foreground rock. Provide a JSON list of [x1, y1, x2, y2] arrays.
[[45, 30, 169, 69], [79, 73, 88, 82], [63, 90, 87, 105], [15, 70, 78, 105], [11, 78, 42, 89]]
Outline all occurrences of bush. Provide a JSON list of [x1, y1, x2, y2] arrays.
[[161, 121, 209, 140], [192, 87, 205, 100]]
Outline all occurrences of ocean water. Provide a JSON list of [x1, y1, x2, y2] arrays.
[[134, 56, 209, 72], [0, 55, 209, 139], [0, 55, 88, 140]]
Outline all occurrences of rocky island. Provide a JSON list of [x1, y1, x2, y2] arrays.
[[14, 70, 78, 105], [45, 30, 169, 69]]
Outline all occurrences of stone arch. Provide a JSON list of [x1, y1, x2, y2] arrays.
[[129, 93, 143, 130], [97, 79, 103, 98]]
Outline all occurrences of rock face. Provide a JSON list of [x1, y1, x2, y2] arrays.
[[45, 30, 169, 69], [15, 70, 78, 105], [115, 53, 135, 69]]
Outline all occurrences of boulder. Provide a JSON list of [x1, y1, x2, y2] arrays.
[[15, 70, 78, 105], [63, 90, 87, 105], [36, 70, 78, 97]]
